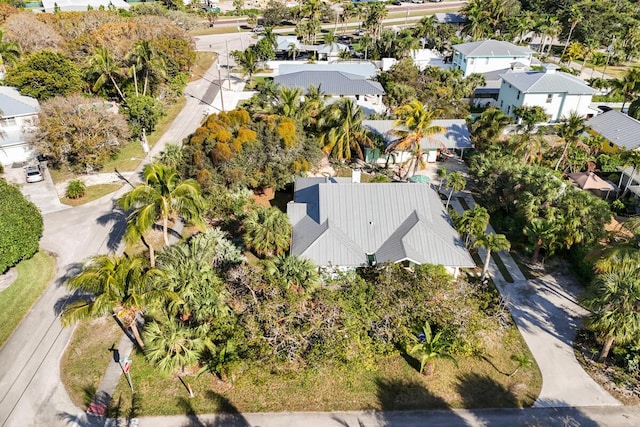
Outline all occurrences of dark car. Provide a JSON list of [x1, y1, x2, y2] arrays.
[[598, 105, 613, 113]]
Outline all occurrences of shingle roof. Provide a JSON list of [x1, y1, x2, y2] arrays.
[[586, 110, 640, 150], [499, 68, 595, 95], [363, 120, 472, 150], [287, 181, 474, 268], [0, 86, 39, 118], [274, 71, 384, 96], [453, 40, 533, 57]]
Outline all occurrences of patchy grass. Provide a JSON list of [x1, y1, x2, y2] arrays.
[[61, 318, 124, 409], [147, 97, 187, 149], [103, 325, 539, 416], [243, 76, 269, 91], [0, 251, 56, 348], [190, 51, 218, 82], [61, 183, 123, 206]]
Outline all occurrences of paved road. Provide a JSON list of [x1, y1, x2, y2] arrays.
[[0, 36, 241, 426]]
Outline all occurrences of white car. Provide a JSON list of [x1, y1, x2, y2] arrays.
[[25, 164, 44, 183]]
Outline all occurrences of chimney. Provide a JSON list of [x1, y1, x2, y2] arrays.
[[510, 61, 527, 72], [543, 63, 559, 74]]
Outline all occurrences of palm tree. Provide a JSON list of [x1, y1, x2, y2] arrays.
[[262, 254, 319, 294], [473, 232, 510, 281], [118, 162, 206, 252], [243, 206, 291, 257], [444, 172, 466, 210], [87, 47, 125, 101], [275, 86, 304, 119], [471, 107, 512, 148], [609, 66, 640, 112], [0, 29, 20, 71], [391, 100, 445, 177], [523, 218, 558, 263], [508, 354, 533, 376], [560, 6, 583, 61], [232, 47, 259, 85], [584, 264, 640, 362], [461, 0, 490, 40], [144, 318, 205, 374], [318, 98, 372, 160], [457, 205, 489, 247], [407, 321, 457, 375], [129, 40, 167, 97], [287, 42, 299, 60], [554, 112, 587, 171], [61, 254, 173, 349]]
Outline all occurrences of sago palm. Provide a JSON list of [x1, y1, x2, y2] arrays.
[[407, 321, 457, 375]]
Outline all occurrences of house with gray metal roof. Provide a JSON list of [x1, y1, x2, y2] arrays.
[[452, 39, 534, 77], [363, 119, 472, 163], [0, 86, 40, 166], [278, 62, 377, 79], [287, 177, 474, 276], [274, 71, 384, 97], [497, 64, 596, 122], [586, 110, 640, 152], [40, 0, 130, 12]]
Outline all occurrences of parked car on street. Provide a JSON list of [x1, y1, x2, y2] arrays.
[[252, 25, 265, 33], [25, 164, 44, 183]]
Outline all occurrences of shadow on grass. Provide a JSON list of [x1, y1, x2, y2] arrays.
[[456, 372, 519, 408], [178, 391, 249, 427], [57, 386, 139, 426]]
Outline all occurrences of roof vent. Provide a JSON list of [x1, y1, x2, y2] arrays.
[[543, 64, 559, 73]]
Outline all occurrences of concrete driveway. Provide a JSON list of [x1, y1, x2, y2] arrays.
[[2, 162, 69, 215]]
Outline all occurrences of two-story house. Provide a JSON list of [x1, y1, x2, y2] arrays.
[[0, 86, 40, 166], [452, 39, 533, 77], [497, 64, 596, 122]]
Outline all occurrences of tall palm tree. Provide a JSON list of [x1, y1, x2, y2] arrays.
[[118, 162, 206, 251], [318, 98, 372, 160], [473, 232, 510, 281], [560, 6, 583, 61], [461, 0, 490, 40], [232, 47, 259, 84], [0, 29, 20, 71], [243, 206, 291, 257], [554, 112, 587, 171], [407, 321, 457, 376], [391, 100, 445, 177], [61, 254, 172, 349], [609, 66, 640, 112], [262, 254, 319, 294], [457, 205, 489, 247], [129, 40, 167, 97], [275, 86, 304, 119], [584, 264, 640, 362], [444, 171, 466, 210], [87, 47, 125, 101]]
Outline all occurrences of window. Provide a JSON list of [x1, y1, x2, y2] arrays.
[[507, 106, 511, 114], [517, 91, 520, 100], [0, 118, 16, 127], [485, 58, 490, 64], [500, 100, 503, 107], [546, 94, 553, 103], [469, 58, 474, 65]]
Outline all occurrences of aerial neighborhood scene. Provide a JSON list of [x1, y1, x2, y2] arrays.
[[2, 0, 640, 425]]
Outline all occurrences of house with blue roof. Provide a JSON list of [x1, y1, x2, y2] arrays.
[[0, 86, 40, 166]]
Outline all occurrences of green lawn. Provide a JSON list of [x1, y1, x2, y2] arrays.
[[61, 183, 124, 206], [93, 326, 540, 416], [0, 251, 56, 348]]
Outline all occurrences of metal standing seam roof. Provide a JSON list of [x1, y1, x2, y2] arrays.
[[453, 40, 533, 57], [363, 119, 473, 150], [434, 13, 468, 24], [586, 110, 640, 150], [279, 62, 378, 79], [499, 69, 596, 95], [288, 181, 474, 268], [273, 71, 385, 96], [0, 86, 39, 117]]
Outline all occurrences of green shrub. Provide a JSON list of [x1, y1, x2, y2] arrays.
[[66, 179, 86, 199], [0, 179, 43, 273]]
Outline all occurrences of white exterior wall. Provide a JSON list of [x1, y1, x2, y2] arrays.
[[498, 82, 593, 122], [0, 114, 38, 166], [453, 52, 532, 77]]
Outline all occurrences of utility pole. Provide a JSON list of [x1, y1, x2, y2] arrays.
[[217, 63, 225, 111], [226, 39, 232, 91], [602, 36, 615, 79]]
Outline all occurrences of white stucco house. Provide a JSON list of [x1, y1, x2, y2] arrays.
[[497, 64, 596, 122], [452, 40, 534, 77], [0, 87, 40, 166]]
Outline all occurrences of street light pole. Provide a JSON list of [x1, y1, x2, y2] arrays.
[[217, 63, 225, 111]]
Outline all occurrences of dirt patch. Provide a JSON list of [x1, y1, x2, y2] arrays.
[[0, 268, 18, 292], [250, 187, 275, 207]]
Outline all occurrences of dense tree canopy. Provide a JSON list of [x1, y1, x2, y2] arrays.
[[0, 179, 43, 274], [30, 94, 132, 171]]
